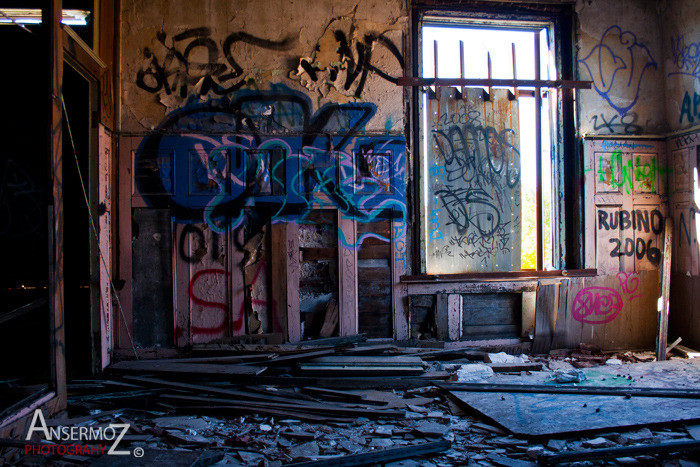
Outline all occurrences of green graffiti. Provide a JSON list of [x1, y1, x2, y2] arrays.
[[597, 150, 668, 194]]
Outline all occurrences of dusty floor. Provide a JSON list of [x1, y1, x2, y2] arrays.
[[4, 346, 700, 466]]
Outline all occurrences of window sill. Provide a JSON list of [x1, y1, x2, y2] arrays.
[[400, 269, 597, 283]]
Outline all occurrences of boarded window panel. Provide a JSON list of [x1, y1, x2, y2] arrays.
[[132, 208, 173, 347], [461, 293, 522, 339], [357, 219, 392, 338], [426, 88, 521, 274], [299, 210, 338, 339]]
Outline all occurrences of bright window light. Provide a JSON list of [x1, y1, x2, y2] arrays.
[[0, 9, 89, 26]]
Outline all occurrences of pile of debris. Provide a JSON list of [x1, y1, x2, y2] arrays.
[[4, 336, 700, 466]]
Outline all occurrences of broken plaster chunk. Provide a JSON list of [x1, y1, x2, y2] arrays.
[[370, 438, 394, 448], [455, 363, 495, 382], [372, 425, 394, 437], [155, 416, 210, 431], [606, 358, 623, 365], [486, 352, 529, 364], [552, 369, 587, 383], [618, 428, 654, 444], [413, 421, 450, 438], [546, 439, 567, 451], [287, 441, 320, 461], [583, 437, 613, 448]]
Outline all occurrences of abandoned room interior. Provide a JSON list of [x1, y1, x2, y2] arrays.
[[1, 0, 700, 465]]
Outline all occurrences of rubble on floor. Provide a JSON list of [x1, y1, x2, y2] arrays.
[[3, 337, 700, 466]]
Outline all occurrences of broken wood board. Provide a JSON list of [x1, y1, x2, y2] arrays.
[[303, 356, 424, 366], [438, 382, 700, 399], [229, 372, 450, 389], [288, 440, 451, 467], [539, 440, 700, 465], [547, 271, 659, 351], [299, 356, 426, 376], [449, 391, 700, 436], [487, 362, 543, 372], [674, 345, 700, 358], [319, 299, 339, 338], [161, 394, 404, 419], [108, 360, 266, 376], [297, 334, 367, 347]]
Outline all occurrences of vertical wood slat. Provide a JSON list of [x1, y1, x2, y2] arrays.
[[46, 0, 66, 409], [532, 281, 559, 354], [656, 217, 673, 361], [534, 30, 543, 271], [436, 293, 462, 341], [338, 214, 358, 336], [286, 223, 300, 342], [116, 139, 135, 353], [173, 223, 190, 347], [97, 125, 113, 369], [447, 293, 463, 341], [436, 294, 449, 341], [96, 0, 116, 130], [271, 222, 300, 342], [392, 217, 409, 340], [229, 227, 246, 337]]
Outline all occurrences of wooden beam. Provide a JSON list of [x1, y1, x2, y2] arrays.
[[45, 0, 67, 412], [338, 214, 358, 336], [62, 26, 106, 80], [436, 294, 462, 341], [656, 217, 673, 361], [392, 216, 409, 340], [539, 441, 700, 465], [271, 222, 300, 342], [96, 0, 116, 130], [534, 30, 543, 271], [401, 269, 597, 283]]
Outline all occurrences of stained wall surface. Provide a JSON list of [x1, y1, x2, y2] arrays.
[[114, 0, 699, 350], [117, 0, 409, 347]]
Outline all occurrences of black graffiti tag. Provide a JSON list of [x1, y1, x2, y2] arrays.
[[137, 27, 296, 99]]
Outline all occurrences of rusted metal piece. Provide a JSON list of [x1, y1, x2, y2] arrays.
[[397, 77, 591, 89]]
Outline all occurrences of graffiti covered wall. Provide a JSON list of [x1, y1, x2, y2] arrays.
[[661, 0, 700, 131], [577, 0, 666, 135], [117, 0, 409, 347]]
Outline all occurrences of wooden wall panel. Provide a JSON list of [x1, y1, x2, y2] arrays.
[[584, 138, 668, 275], [667, 129, 700, 348], [556, 271, 658, 350]]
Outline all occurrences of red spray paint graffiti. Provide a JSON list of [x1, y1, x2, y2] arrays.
[[188, 268, 244, 335], [571, 287, 624, 324], [616, 271, 642, 302]]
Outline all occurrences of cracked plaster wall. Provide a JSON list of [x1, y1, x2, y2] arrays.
[[119, 0, 408, 134]]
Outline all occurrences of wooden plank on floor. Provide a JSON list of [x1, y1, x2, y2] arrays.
[[302, 356, 424, 366], [288, 441, 451, 467], [108, 360, 265, 375], [448, 391, 700, 436]]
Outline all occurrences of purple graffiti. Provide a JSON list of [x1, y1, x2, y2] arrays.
[[616, 271, 641, 302], [571, 286, 623, 324], [579, 26, 657, 115]]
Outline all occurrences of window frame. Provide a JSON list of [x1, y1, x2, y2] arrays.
[[410, 2, 580, 276]]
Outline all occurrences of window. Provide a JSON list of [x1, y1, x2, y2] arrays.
[[417, 9, 575, 274]]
